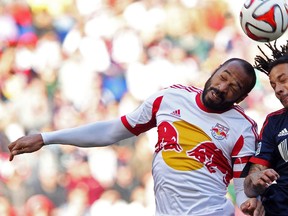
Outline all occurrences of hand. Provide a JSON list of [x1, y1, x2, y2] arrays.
[[250, 169, 279, 193], [8, 134, 44, 161], [240, 198, 265, 216]]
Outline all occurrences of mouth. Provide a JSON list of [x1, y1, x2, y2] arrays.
[[210, 89, 223, 103], [280, 95, 288, 105]]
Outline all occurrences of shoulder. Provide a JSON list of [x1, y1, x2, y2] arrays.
[[265, 108, 287, 120], [231, 105, 257, 126], [141, 84, 201, 105], [228, 105, 258, 138], [260, 108, 287, 131], [165, 84, 202, 94]]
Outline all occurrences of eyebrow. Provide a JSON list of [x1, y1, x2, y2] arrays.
[[223, 70, 242, 90], [270, 73, 285, 85], [276, 73, 285, 80]]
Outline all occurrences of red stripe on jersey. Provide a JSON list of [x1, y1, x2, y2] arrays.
[[195, 93, 228, 113], [233, 106, 259, 142], [233, 171, 242, 178], [259, 118, 269, 139], [266, 108, 286, 116], [234, 156, 250, 164], [259, 108, 286, 138], [249, 157, 271, 167], [121, 116, 134, 133], [170, 84, 202, 94], [233, 156, 251, 177], [233, 104, 244, 113], [121, 96, 163, 136], [231, 135, 244, 157]]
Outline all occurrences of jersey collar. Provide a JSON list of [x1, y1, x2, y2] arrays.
[[196, 93, 232, 114]]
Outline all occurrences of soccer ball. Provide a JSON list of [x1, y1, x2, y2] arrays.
[[240, 0, 288, 42]]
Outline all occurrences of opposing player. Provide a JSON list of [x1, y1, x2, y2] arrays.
[[9, 58, 264, 215], [244, 41, 288, 215]]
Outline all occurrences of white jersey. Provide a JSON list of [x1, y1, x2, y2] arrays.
[[121, 85, 258, 216]]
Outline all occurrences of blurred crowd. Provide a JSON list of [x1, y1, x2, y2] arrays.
[[0, 0, 285, 216]]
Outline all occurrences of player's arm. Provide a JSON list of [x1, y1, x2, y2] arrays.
[[9, 87, 165, 161], [244, 163, 280, 197], [233, 171, 265, 216], [8, 118, 134, 161], [243, 114, 279, 197], [233, 161, 265, 216]]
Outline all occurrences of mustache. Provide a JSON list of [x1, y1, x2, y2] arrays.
[[280, 94, 288, 103], [209, 87, 225, 100]]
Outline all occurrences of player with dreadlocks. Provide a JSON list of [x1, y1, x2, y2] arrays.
[[244, 40, 288, 216]]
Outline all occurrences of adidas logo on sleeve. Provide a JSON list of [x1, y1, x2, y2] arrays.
[[278, 128, 288, 137]]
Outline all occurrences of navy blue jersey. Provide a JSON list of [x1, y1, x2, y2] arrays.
[[250, 108, 288, 216]]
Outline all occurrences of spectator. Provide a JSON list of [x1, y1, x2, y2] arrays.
[[25, 195, 55, 216]]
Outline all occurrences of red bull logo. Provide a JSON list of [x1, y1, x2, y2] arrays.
[[155, 122, 183, 153], [155, 120, 232, 185], [211, 123, 229, 140], [187, 142, 232, 186]]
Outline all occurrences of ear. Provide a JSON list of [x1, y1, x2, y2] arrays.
[[235, 94, 248, 104]]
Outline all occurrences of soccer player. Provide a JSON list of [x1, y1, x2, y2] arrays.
[[9, 58, 263, 216], [244, 41, 288, 216]]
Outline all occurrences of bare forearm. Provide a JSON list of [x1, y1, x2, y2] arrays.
[[244, 175, 261, 197], [244, 164, 279, 197]]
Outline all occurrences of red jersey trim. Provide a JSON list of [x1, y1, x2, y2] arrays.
[[233, 156, 251, 178], [259, 108, 286, 138], [233, 171, 242, 178], [121, 116, 135, 134], [232, 135, 244, 157], [195, 93, 231, 114], [170, 84, 202, 93], [234, 156, 250, 164], [121, 96, 163, 136], [233, 105, 259, 143], [249, 157, 271, 167]]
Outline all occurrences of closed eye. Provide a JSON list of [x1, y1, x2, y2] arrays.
[[229, 85, 238, 93], [270, 81, 276, 90], [220, 75, 227, 81]]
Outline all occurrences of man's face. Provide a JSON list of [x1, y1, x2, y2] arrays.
[[202, 61, 251, 111], [269, 63, 288, 109]]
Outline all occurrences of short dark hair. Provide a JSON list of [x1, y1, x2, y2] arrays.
[[223, 58, 256, 94], [254, 40, 288, 75]]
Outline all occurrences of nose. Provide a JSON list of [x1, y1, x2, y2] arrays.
[[275, 83, 284, 96], [218, 83, 229, 93]]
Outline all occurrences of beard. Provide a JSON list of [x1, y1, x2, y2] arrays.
[[202, 78, 235, 111]]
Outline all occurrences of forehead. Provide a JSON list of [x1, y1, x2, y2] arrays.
[[269, 63, 288, 81], [216, 61, 250, 82]]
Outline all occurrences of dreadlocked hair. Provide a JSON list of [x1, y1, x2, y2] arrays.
[[254, 40, 288, 75]]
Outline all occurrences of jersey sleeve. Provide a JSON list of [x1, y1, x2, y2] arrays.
[[249, 115, 275, 167], [121, 89, 166, 136], [232, 120, 259, 207], [232, 116, 258, 178]]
